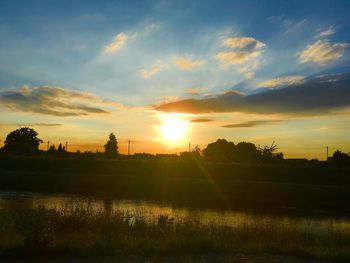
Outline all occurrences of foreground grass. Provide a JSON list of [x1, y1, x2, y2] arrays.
[[0, 206, 349, 262]]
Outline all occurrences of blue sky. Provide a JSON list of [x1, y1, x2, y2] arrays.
[[0, 0, 350, 158]]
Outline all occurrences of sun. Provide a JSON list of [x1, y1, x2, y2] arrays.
[[160, 114, 188, 143]]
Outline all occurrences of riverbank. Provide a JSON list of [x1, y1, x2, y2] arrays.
[[0, 253, 327, 262], [0, 206, 348, 261]]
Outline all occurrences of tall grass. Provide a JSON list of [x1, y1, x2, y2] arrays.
[[0, 206, 349, 261]]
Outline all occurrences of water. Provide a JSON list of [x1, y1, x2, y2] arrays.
[[1, 190, 350, 233]]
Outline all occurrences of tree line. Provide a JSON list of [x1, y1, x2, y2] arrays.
[[0, 127, 119, 157], [1, 127, 350, 166]]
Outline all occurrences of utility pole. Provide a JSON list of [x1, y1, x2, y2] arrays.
[[65, 141, 68, 152], [188, 141, 191, 152], [326, 146, 329, 160], [128, 139, 131, 155], [47, 141, 50, 151]]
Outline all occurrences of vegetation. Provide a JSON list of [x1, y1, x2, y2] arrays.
[[2, 127, 42, 155], [1, 127, 349, 168], [329, 150, 350, 166], [0, 206, 349, 261], [104, 133, 119, 156], [202, 139, 283, 163], [47, 143, 67, 157]]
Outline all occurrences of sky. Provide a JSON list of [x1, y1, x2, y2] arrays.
[[0, 0, 350, 159]]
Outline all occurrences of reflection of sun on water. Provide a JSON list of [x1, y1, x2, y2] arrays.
[[160, 114, 188, 143]]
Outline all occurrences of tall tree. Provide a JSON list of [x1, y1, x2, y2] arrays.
[[4, 127, 43, 155], [234, 142, 258, 162], [202, 139, 235, 160], [104, 133, 119, 156]]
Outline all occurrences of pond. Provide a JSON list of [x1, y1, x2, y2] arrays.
[[1, 190, 350, 234]]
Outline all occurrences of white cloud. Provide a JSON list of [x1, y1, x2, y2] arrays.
[[259, 76, 305, 88], [215, 50, 262, 67], [174, 57, 205, 70], [140, 62, 167, 78], [103, 22, 160, 54], [216, 36, 266, 73], [104, 32, 128, 54], [299, 39, 348, 65], [315, 27, 335, 39], [223, 37, 266, 50]]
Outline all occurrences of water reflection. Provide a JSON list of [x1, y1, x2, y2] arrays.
[[0, 191, 349, 233], [0, 191, 34, 210]]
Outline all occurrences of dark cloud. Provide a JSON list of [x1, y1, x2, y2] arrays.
[[0, 86, 112, 116], [156, 73, 350, 115], [190, 118, 213, 123], [222, 120, 283, 128]]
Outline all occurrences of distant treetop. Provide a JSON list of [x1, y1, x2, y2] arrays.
[[202, 138, 283, 163], [104, 133, 119, 156]]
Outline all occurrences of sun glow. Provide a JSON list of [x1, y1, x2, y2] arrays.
[[160, 114, 188, 143]]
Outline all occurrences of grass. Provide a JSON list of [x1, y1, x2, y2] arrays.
[[0, 205, 349, 261]]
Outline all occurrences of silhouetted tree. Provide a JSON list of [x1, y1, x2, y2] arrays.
[[203, 139, 284, 163], [104, 133, 119, 156], [234, 142, 258, 162], [47, 143, 67, 157], [202, 139, 235, 161], [57, 143, 66, 152], [257, 142, 283, 162], [48, 145, 57, 154], [329, 150, 350, 166], [3, 127, 42, 155]]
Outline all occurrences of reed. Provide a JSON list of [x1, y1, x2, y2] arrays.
[[0, 206, 349, 261]]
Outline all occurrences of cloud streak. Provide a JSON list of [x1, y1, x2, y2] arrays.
[[190, 118, 213, 123], [103, 22, 160, 54], [223, 37, 266, 50], [22, 123, 63, 127], [315, 27, 335, 39], [299, 39, 348, 65], [104, 32, 128, 53], [140, 62, 167, 78], [215, 50, 262, 66], [222, 120, 283, 128], [174, 57, 205, 70], [259, 76, 305, 88], [156, 73, 350, 115], [186, 88, 201, 95], [0, 86, 116, 116]]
